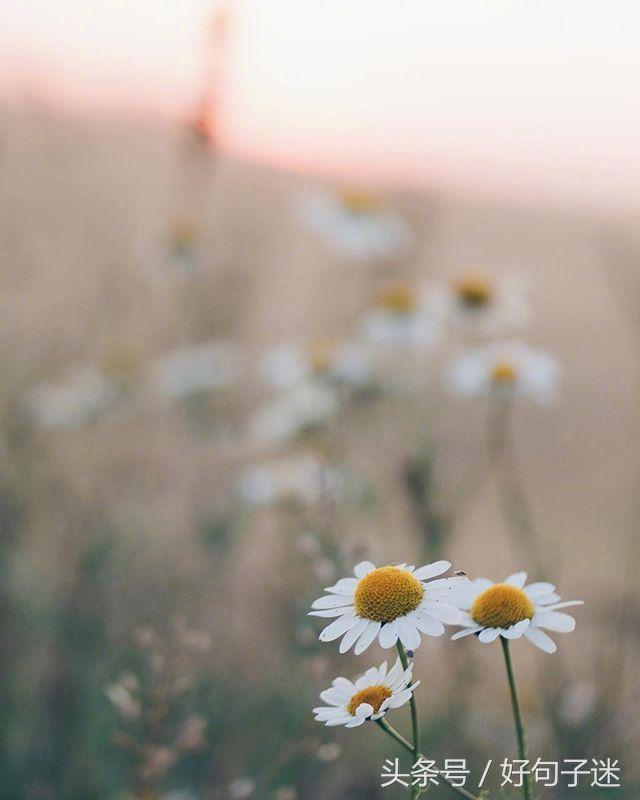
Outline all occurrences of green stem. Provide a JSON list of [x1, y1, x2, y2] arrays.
[[396, 641, 420, 764], [375, 718, 481, 800], [501, 639, 531, 800]]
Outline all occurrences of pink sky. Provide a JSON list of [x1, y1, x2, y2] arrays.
[[2, 0, 640, 211]]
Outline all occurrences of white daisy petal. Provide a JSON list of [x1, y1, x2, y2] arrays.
[[387, 690, 412, 708], [378, 621, 399, 649], [451, 626, 482, 640], [356, 667, 380, 689], [424, 601, 463, 624], [325, 716, 353, 726], [325, 578, 358, 595], [309, 607, 354, 618], [319, 613, 358, 642], [532, 611, 576, 633], [412, 614, 445, 637], [396, 617, 422, 650], [534, 593, 561, 606], [332, 677, 355, 692], [412, 561, 451, 581], [544, 600, 584, 610], [506, 572, 527, 588], [354, 561, 376, 578], [524, 582, 556, 599], [355, 702, 374, 718], [354, 621, 381, 655], [501, 619, 531, 639], [345, 716, 367, 728], [478, 627, 501, 643], [319, 688, 348, 706], [339, 618, 370, 654], [525, 626, 557, 653], [312, 595, 355, 610]]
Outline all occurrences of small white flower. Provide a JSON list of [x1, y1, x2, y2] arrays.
[[228, 778, 255, 800], [26, 367, 119, 428], [313, 657, 419, 728], [358, 282, 440, 351], [447, 340, 561, 405], [298, 187, 413, 260], [262, 340, 373, 391], [249, 382, 339, 444], [310, 561, 463, 654], [429, 273, 529, 337], [450, 572, 583, 653], [152, 341, 240, 400], [238, 454, 340, 507], [316, 742, 342, 762]]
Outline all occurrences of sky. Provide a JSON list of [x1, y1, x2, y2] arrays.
[[2, 0, 640, 211]]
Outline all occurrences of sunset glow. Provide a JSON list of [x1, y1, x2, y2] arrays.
[[2, 0, 640, 208]]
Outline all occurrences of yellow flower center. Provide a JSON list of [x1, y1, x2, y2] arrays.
[[376, 283, 418, 315], [308, 338, 334, 374], [491, 361, 518, 385], [454, 275, 493, 309], [471, 583, 534, 629], [340, 187, 385, 215], [354, 566, 424, 623], [347, 685, 393, 716]]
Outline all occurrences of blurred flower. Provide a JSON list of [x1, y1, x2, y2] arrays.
[[238, 453, 341, 507], [450, 571, 583, 653], [175, 715, 207, 752], [316, 742, 343, 762], [261, 339, 373, 392], [140, 746, 177, 780], [26, 366, 119, 428], [105, 682, 141, 720], [274, 787, 297, 800], [558, 681, 598, 725], [446, 340, 561, 405], [358, 281, 441, 350], [309, 560, 463, 654], [249, 383, 339, 444], [429, 273, 529, 337], [298, 186, 413, 260], [228, 778, 255, 799], [313, 657, 418, 728], [151, 341, 240, 400]]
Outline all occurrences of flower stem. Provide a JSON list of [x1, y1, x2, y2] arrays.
[[375, 718, 481, 800], [396, 641, 420, 774], [500, 639, 531, 800]]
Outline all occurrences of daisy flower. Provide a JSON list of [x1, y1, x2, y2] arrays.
[[313, 657, 418, 728], [261, 339, 373, 392], [310, 561, 463, 654], [429, 273, 529, 337], [26, 366, 119, 429], [446, 340, 561, 406], [450, 572, 583, 653], [249, 382, 339, 445], [298, 186, 413, 260], [151, 341, 240, 400], [237, 453, 341, 508], [358, 282, 440, 350]]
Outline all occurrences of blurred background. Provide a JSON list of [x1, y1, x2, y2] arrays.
[[1, 2, 640, 798]]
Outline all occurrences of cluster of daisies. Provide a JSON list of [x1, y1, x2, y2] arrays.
[[311, 559, 582, 728]]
